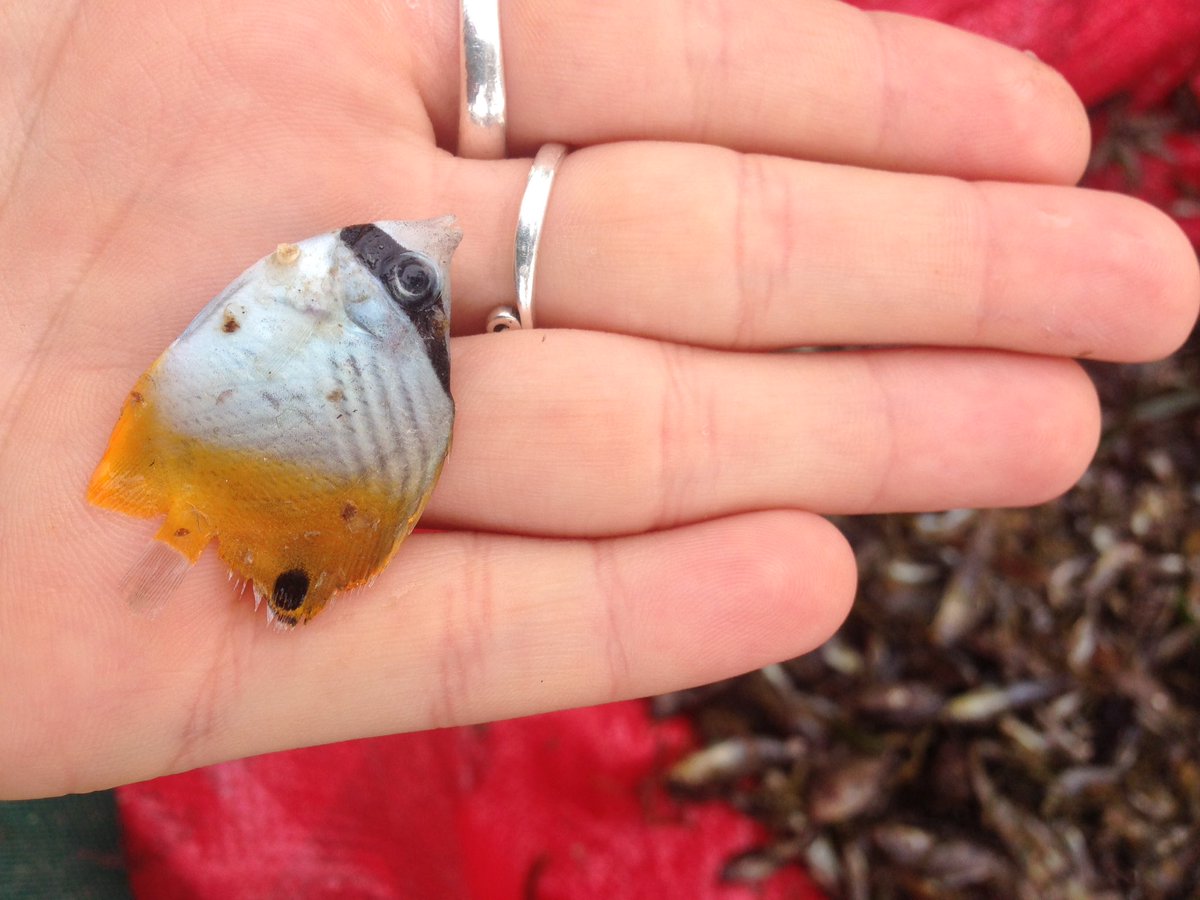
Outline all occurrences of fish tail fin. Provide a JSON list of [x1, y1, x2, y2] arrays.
[[120, 540, 192, 617]]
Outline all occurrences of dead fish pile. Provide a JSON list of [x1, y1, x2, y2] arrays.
[[659, 340, 1200, 899]]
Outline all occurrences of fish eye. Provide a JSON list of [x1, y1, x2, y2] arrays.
[[387, 254, 440, 309]]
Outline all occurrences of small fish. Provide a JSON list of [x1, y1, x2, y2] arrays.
[[88, 218, 462, 626]]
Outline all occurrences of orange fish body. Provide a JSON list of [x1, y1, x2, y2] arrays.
[[88, 219, 462, 626]]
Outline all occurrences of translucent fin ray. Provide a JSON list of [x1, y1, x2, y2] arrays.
[[120, 541, 192, 617]]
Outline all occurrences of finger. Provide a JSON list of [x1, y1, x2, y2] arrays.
[[414, 0, 1090, 182], [442, 145, 1200, 363], [424, 333, 1100, 535], [4, 511, 855, 797]]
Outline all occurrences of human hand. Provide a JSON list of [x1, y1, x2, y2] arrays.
[[2, 0, 1196, 799]]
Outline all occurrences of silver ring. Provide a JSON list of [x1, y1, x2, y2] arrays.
[[458, 0, 506, 159], [488, 143, 568, 332]]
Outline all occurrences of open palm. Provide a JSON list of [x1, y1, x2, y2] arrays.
[[2, 0, 1196, 799]]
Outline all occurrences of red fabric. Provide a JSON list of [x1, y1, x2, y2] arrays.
[[119, 703, 821, 899]]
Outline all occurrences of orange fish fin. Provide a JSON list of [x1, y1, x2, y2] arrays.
[[119, 540, 192, 618]]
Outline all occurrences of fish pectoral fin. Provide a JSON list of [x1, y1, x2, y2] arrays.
[[119, 540, 193, 618]]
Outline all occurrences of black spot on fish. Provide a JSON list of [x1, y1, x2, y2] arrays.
[[174, 527, 190, 537], [272, 569, 309, 612], [222, 310, 240, 333], [339, 224, 451, 395]]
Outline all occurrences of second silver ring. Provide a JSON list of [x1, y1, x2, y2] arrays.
[[488, 143, 568, 333]]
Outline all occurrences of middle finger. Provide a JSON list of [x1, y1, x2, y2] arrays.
[[421, 330, 1100, 536], [443, 144, 1198, 362]]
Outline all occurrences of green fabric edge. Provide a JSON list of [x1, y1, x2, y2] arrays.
[[0, 792, 131, 899]]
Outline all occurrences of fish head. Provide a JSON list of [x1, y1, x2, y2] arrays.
[[334, 217, 462, 347]]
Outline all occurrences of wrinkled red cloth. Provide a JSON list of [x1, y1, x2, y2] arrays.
[[119, 703, 820, 899], [118, 3, 1200, 898]]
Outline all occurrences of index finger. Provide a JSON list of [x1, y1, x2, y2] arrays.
[[412, 0, 1091, 183]]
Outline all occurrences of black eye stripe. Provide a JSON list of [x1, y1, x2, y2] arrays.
[[339, 224, 451, 396], [339, 224, 403, 277], [340, 225, 437, 305]]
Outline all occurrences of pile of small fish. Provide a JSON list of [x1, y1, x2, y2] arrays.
[[660, 339, 1200, 899]]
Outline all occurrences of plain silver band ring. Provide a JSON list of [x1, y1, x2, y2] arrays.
[[459, 0, 507, 159], [487, 143, 568, 332]]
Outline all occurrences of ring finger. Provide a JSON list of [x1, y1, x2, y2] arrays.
[[427, 331, 1099, 535], [442, 143, 1198, 362]]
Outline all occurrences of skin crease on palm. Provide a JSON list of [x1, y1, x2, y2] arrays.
[[0, 0, 1197, 801]]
